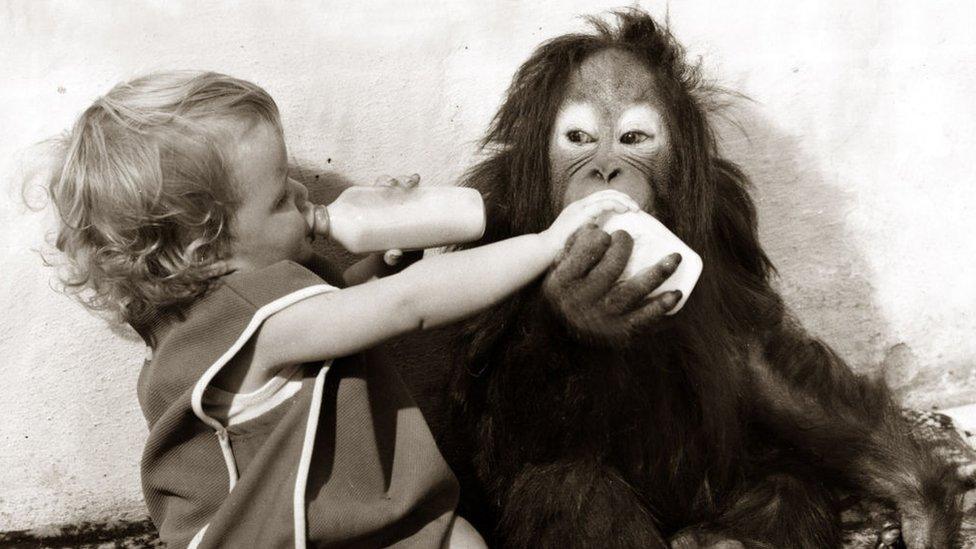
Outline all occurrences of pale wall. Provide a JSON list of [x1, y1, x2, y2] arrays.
[[2, 0, 975, 530]]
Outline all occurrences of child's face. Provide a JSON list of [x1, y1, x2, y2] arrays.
[[225, 120, 315, 272]]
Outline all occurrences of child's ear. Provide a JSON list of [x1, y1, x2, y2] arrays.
[[201, 260, 233, 279]]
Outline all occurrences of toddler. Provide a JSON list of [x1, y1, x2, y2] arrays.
[[46, 71, 637, 548]]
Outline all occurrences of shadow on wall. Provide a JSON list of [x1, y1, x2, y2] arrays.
[[713, 100, 924, 401], [289, 160, 457, 437]]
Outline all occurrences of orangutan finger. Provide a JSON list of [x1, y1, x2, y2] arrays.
[[559, 223, 599, 254], [605, 253, 682, 313], [577, 230, 633, 302], [586, 230, 632, 280], [549, 226, 611, 287], [626, 290, 682, 329]]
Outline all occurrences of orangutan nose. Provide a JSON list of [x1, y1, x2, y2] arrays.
[[589, 164, 623, 183]]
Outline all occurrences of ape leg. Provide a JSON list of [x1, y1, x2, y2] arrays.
[[498, 459, 669, 549], [673, 471, 840, 549]]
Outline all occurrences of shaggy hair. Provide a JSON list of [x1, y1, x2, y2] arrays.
[[46, 71, 280, 327], [448, 10, 963, 548], [458, 8, 781, 506]]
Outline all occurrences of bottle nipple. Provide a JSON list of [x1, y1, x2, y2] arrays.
[[310, 204, 329, 238], [310, 186, 485, 253]]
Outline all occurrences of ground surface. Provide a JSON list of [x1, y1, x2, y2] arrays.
[[2, 410, 974, 548]]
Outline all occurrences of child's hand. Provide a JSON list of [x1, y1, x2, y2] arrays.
[[541, 190, 640, 253]]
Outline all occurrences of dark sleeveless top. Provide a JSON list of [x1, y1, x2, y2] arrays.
[[134, 259, 458, 548]]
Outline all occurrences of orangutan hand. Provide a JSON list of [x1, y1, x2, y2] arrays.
[[542, 225, 682, 345]]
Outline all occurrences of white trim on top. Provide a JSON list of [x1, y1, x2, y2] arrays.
[[188, 283, 338, 494], [293, 365, 329, 548], [187, 523, 209, 549]]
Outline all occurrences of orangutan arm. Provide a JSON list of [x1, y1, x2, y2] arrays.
[[542, 225, 682, 346], [748, 321, 964, 548]]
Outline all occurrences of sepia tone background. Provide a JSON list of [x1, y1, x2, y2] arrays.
[[2, 0, 975, 532]]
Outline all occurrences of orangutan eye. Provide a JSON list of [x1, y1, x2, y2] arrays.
[[620, 131, 651, 145], [566, 130, 595, 144]]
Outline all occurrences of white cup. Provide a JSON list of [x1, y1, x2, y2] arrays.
[[598, 210, 703, 314]]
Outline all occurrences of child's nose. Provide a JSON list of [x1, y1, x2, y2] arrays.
[[291, 179, 310, 203], [290, 180, 315, 230]]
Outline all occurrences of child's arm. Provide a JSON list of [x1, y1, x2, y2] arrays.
[[342, 249, 422, 286], [241, 191, 637, 390]]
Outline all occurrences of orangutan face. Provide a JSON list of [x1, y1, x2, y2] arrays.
[[549, 48, 672, 214]]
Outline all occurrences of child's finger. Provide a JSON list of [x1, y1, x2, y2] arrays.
[[374, 174, 396, 187], [580, 196, 636, 219], [578, 195, 637, 217], [388, 174, 420, 189], [581, 189, 638, 206], [576, 190, 639, 212], [398, 174, 420, 188], [383, 249, 404, 266]]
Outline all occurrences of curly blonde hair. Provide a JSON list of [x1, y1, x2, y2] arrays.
[[47, 71, 281, 327]]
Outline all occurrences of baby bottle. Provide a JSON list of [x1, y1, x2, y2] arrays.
[[311, 186, 486, 253], [598, 210, 703, 314]]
